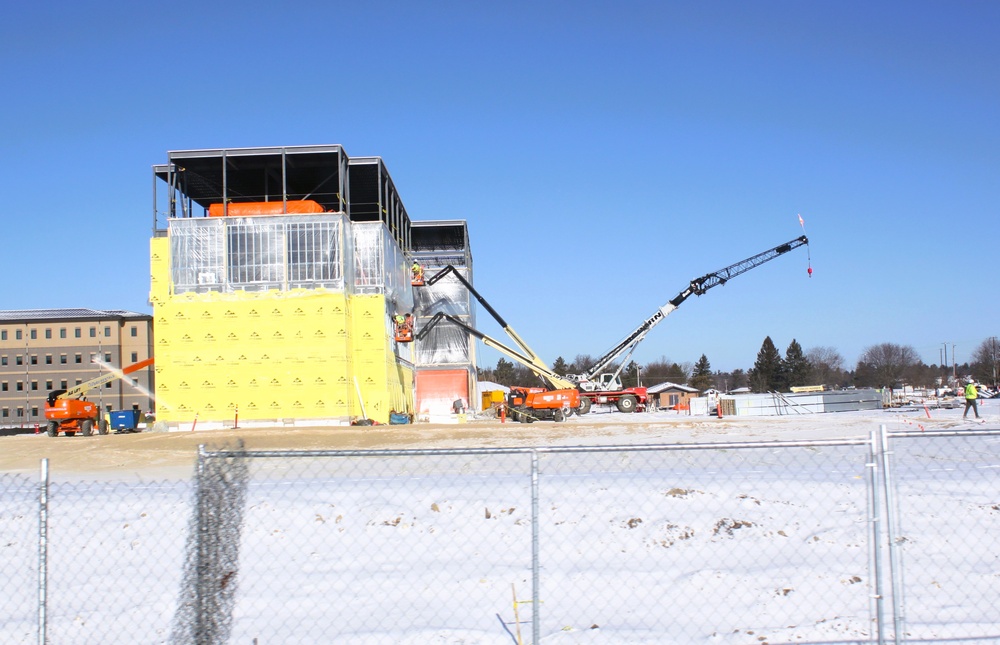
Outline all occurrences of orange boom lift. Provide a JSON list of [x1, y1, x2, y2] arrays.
[[43, 358, 154, 437]]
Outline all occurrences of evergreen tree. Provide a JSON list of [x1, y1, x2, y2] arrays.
[[493, 357, 517, 386], [748, 336, 782, 392], [621, 361, 641, 388], [783, 339, 811, 389], [729, 368, 748, 390], [688, 354, 714, 392], [552, 356, 569, 376], [641, 356, 690, 384]]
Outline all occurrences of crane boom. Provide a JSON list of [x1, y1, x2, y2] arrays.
[[579, 235, 809, 383]]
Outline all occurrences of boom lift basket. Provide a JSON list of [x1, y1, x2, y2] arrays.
[[394, 314, 415, 343]]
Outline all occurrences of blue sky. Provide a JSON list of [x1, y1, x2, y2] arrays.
[[1, 1, 997, 372]]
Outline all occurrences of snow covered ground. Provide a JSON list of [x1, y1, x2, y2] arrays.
[[1, 404, 998, 644]]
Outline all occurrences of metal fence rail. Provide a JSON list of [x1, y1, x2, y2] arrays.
[[1, 428, 998, 644]]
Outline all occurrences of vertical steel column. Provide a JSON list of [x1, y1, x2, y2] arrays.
[[531, 450, 540, 645], [281, 148, 288, 213], [152, 169, 159, 232], [867, 428, 886, 645], [221, 150, 228, 217], [37, 458, 49, 645], [282, 219, 289, 292], [168, 162, 176, 219], [879, 425, 904, 644]]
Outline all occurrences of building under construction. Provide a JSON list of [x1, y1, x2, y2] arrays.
[[150, 145, 475, 428]]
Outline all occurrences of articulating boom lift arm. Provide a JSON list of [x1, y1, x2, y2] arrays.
[[423, 265, 557, 383], [579, 235, 809, 383], [415, 312, 575, 390]]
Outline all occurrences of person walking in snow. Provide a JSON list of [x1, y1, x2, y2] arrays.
[[963, 379, 980, 419]]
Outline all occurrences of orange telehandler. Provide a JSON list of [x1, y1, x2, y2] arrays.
[[43, 357, 154, 437]]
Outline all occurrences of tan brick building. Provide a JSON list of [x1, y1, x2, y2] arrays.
[[0, 309, 153, 428]]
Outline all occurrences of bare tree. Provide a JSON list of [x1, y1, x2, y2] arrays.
[[806, 346, 846, 387], [641, 356, 690, 384], [568, 354, 597, 374], [971, 336, 1000, 387], [856, 343, 920, 388]]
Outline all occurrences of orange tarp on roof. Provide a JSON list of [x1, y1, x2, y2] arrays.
[[208, 200, 325, 217]]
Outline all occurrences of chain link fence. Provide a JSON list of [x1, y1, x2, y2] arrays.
[[1, 428, 998, 644], [881, 431, 1000, 642]]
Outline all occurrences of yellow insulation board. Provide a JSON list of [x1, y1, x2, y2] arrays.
[[148, 237, 170, 306], [151, 281, 413, 425], [153, 290, 357, 423], [350, 295, 414, 422]]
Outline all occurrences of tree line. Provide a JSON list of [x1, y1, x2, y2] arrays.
[[477, 335, 1000, 393]]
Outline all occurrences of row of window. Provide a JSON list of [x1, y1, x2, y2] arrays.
[[0, 325, 140, 341], [0, 352, 140, 366], [1, 377, 141, 392], [2, 403, 130, 419], [3, 379, 80, 391], [3, 407, 39, 418]]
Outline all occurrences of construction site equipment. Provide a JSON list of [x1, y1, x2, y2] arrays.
[[109, 409, 143, 433], [566, 235, 810, 394], [415, 235, 809, 415], [43, 358, 155, 437], [481, 389, 505, 410], [414, 265, 612, 414], [414, 314, 584, 419], [393, 313, 415, 343], [506, 386, 580, 423]]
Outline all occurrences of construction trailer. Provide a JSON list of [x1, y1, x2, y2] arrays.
[[150, 145, 466, 428]]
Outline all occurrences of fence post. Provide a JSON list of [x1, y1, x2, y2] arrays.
[[867, 429, 887, 645], [878, 425, 904, 644], [37, 458, 49, 645], [531, 450, 540, 645], [194, 444, 208, 642]]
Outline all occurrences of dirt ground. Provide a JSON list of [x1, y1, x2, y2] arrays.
[[0, 418, 658, 477], [3, 406, 975, 479]]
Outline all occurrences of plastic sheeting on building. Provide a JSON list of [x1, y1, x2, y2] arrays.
[[169, 214, 353, 294], [352, 222, 413, 313]]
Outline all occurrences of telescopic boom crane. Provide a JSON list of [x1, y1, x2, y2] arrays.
[[413, 234, 809, 412], [571, 235, 809, 390]]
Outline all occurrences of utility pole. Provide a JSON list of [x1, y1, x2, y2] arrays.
[[952, 343, 957, 379], [991, 336, 999, 388]]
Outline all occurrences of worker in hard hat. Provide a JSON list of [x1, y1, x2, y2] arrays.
[[963, 378, 980, 420], [411, 262, 424, 284]]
